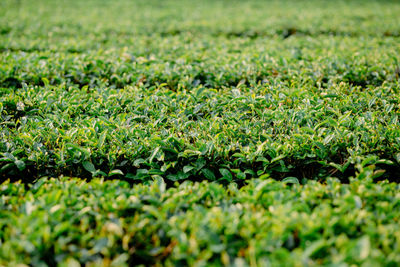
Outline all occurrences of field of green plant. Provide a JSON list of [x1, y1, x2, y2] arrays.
[[1, 0, 400, 265]]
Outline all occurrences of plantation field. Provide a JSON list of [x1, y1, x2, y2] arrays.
[[1, 0, 400, 266]]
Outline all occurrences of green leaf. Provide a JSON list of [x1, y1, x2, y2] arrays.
[[219, 168, 232, 180], [14, 160, 26, 171], [182, 149, 202, 157], [149, 147, 160, 163], [41, 77, 50, 87], [376, 159, 394, 165], [152, 175, 166, 193], [3, 153, 16, 161], [395, 153, 400, 164], [328, 161, 350, 173], [133, 158, 146, 167], [282, 177, 299, 185], [93, 170, 107, 177], [371, 169, 385, 180], [195, 158, 206, 170], [97, 131, 107, 148], [108, 169, 124, 176], [302, 240, 327, 260], [60, 257, 81, 267], [357, 236, 371, 260], [0, 163, 14, 173], [125, 173, 138, 180], [148, 169, 164, 175], [167, 171, 189, 181], [183, 165, 195, 173], [237, 172, 246, 180], [271, 155, 285, 163], [82, 161, 96, 173], [201, 168, 216, 180]]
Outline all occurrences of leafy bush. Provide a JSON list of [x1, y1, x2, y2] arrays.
[[1, 0, 400, 183], [1, 0, 400, 265], [1, 176, 400, 266]]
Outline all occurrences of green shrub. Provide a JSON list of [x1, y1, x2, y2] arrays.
[[1, 177, 400, 266]]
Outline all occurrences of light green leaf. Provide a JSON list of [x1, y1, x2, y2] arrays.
[[82, 161, 96, 173], [108, 169, 124, 176], [282, 177, 299, 184], [183, 165, 195, 173], [14, 160, 26, 171]]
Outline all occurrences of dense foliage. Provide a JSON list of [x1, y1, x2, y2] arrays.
[[1, 0, 400, 265], [2, 173, 400, 266], [1, 0, 400, 183]]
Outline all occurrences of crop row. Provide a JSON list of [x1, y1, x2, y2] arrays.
[[2, 0, 400, 39], [1, 36, 399, 89], [0, 47, 400, 181], [1, 0, 400, 183], [1, 78, 400, 182], [1, 34, 400, 182], [1, 172, 400, 266]]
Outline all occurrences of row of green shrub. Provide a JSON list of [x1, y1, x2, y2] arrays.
[[2, 79, 400, 183], [1, 170, 400, 266], [1, 36, 398, 89], [1, 36, 400, 182], [1, 0, 400, 266], [1, 0, 400, 183], [2, 0, 400, 39]]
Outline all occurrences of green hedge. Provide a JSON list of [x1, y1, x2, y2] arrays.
[[1, 0, 400, 183], [1, 0, 400, 266], [1, 173, 400, 266], [1, 37, 400, 182]]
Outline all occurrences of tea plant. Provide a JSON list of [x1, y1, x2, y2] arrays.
[[1, 0, 400, 183], [2, 176, 400, 266], [1, 0, 400, 265]]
